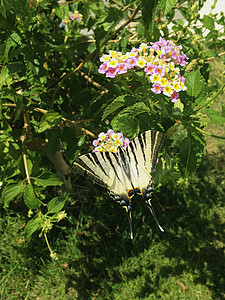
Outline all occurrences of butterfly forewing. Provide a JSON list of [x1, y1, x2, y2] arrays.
[[73, 151, 133, 201], [127, 130, 164, 173], [123, 130, 163, 196]]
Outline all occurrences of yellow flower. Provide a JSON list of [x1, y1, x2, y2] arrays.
[[136, 58, 146, 68], [160, 78, 168, 86], [108, 58, 118, 68], [57, 211, 67, 222], [42, 219, 53, 233], [109, 50, 117, 58]]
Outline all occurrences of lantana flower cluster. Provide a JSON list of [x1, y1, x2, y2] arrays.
[[93, 129, 129, 153], [98, 38, 188, 102], [61, 10, 82, 27]]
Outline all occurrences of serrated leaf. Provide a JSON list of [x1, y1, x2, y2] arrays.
[[2, 181, 24, 208], [24, 217, 42, 241], [206, 109, 225, 124], [24, 184, 41, 209], [35, 172, 63, 187], [47, 196, 66, 214], [111, 114, 139, 138], [185, 70, 207, 104], [159, 0, 179, 15]]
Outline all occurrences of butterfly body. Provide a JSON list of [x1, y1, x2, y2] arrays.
[[73, 130, 164, 238]]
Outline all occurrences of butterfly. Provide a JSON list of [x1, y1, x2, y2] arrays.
[[73, 130, 164, 239]]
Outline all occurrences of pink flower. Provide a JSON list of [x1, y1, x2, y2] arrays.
[[127, 57, 137, 69], [172, 50, 179, 61], [179, 75, 186, 83], [151, 83, 163, 94], [117, 63, 128, 74], [122, 138, 130, 149], [98, 63, 108, 74], [106, 129, 114, 136], [93, 139, 99, 147], [155, 65, 165, 77], [106, 68, 117, 78], [144, 63, 155, 75], [170, 91, 179, 102]]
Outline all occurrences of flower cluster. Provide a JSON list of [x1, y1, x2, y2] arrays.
[[60, 10, 83, 31], [93, 129, 129, 153], [69, 10, 83, 21], [98, 37, 188, 102], [57, 211, 67, 222]]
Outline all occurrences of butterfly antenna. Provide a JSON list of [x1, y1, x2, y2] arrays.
[[147, 203, 164, 232]]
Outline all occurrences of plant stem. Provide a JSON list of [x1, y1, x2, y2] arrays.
[[194, 125, 225, 140], [193, 83, 225, 114]]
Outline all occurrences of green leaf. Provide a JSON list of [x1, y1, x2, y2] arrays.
[[94, 7, 124, 48], [2, 181, 24, 208], [185, 70, 207, 104], [111, 114, 139, 138], [0, 66, 12, 90], [159, 0, 179, 15], [118, 102, 150, 117], [102, 98, 125, 120], [47, 196, 66, 214], [222, 105, 225, 118], [102, 95, 136, 120], [13, 94, 23, 123], [202, 15, 215, 30], [24, 217, 42, 241], [24, 184, 41, 209], [55, 4, 69, 19], [206, 109, 225, 124], [38, 111, 62, 133], [140, 0, 159, 34], [35, 172, 63, 187], [152, 153, 172, 185], [178, 130, 206, 175]]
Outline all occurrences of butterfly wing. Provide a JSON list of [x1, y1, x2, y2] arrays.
[[73, 151, 133, 203], [73, 150, 135, 238], [126, 130, 164, 231]]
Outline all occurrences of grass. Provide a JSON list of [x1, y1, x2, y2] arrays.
[[1, 61, 225, 300], [1, 150, 225, 299]]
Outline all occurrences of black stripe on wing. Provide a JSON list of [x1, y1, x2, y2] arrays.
[[105, 152, 122, 182], [118, 147, 131, 180], [73, 153, 109, 188], [150, 131, 164, 170], [138, 132, 146, 163]]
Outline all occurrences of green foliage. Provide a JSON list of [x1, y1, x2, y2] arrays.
[[0, 0, 224, 262], [0, 154, 225, 298]]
